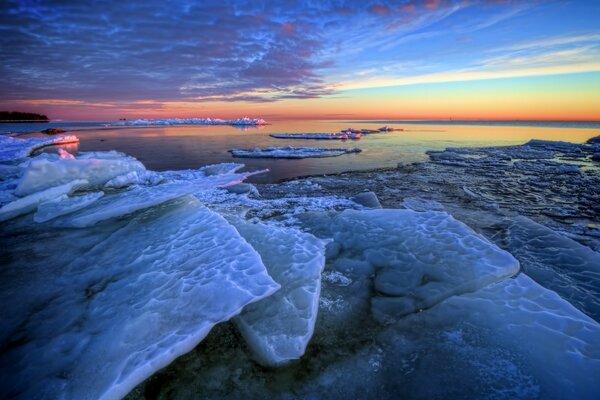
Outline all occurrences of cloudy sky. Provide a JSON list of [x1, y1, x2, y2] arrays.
[[1, 0, 599, 120]]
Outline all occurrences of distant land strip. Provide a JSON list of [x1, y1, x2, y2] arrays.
[[0, 111, 49, 122]]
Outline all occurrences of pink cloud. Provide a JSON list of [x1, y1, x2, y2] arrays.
[[368, 4, 392, 15]]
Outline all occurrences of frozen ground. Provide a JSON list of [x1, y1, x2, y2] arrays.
[[0, 134, 599, 399]]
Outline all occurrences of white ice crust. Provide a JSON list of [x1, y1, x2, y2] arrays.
[[110, 117, 266, 126], [230, 146, 361, 159], [327, 209, 519, 321], [0, 198, 279, 400], [0, 134, 79, 162], [232, 220, 326, 366], [16, 156, 146, 196]]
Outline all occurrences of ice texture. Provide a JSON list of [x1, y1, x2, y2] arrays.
[[506, 216, 600, 321], [0, 198, 279, 400], [385, 274, 600, 399], [16, 156, 146, 196], [0, 179, 88, 222], [110, 117, 266, 126], [0, 134, 79, 162], [232, 220, 326, 366], [34, 191, 105, 223], [326, 209, 519, 321], [230, 146, 361, 159]]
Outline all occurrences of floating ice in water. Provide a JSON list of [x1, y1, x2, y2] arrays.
[[505, 216, 600, 321], [0, 197, 280, 400], [0, 134, 79, 163], [230, 146, 361, 159], [232, 220, 326, 366], [34, 191, 105, 223], [382, 274, 600, 399], [270, 132, 361, 140], [322, 209, 519, 322], [109, 117, 266, 126], [16, 156, 146, 196], [0, 179, 88, 222]]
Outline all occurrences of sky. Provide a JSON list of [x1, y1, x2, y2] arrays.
[[1, 0, 599, 121]]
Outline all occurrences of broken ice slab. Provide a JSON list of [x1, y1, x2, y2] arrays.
[[323, 209, 519, 322], [0, 179, 88, 222], [380, 274, 600, 399], [232, 220, 326, 366], [505, 216, 600, 321], [230, 146, 362, 159], [0, 134, 79, 163], [15, 156, 146, 196], [0, 197, 279, 400]]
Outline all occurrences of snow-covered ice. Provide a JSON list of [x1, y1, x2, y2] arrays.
[[16, 156, 146, 196], [230, 146, 361, 159], [0, 134, 79, 162], [232, 220, 326, 366]]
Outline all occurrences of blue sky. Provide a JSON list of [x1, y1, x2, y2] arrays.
[[0, 0, 598, 119]]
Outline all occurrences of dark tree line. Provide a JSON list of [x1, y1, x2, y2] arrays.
[[0, 111, 49, 121]]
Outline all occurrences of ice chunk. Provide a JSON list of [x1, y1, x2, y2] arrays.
[[230, 146, 361, 159], [270, 133, 362, 140], [0, 179, 88, 222], [350, 191, 382, 208], [326, 209, 519, 321], [506, 216, 600, 321], [0, 198, 279, 400], [110, 117, 266, 126], [104, 170, 163, 188], [232, 220, 326, 366], [383, 274, 600, 399], [62, 169, 265, 227], [16, 156, 146, 196], [0, 134, 79, 163], [34, 192, 105, 223]]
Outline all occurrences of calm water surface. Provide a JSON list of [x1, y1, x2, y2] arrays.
[[18, 120, 599, 183]]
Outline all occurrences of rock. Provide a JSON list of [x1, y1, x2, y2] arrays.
[[591, 153, 600, 161], [586, 135, 600, 144], [351, 191, 382, 208], [41, 128, 66, 135]]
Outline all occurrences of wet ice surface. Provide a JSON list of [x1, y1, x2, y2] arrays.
[[1, 135, 599, 399], [230, 146, 361, 158]]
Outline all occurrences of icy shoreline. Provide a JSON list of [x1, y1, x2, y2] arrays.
[[1, 134, 599, 399], [108, 117, 267, 127]]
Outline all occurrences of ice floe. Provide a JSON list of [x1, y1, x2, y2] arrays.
[[109, 117, 266, 126], [230, 146, 361, 159], [0, 134, 79, 163], [232, 220, 326, 366], [271, 132, 362, 140]]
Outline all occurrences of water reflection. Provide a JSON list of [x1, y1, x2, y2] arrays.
[[23, 120, 600, 183]]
